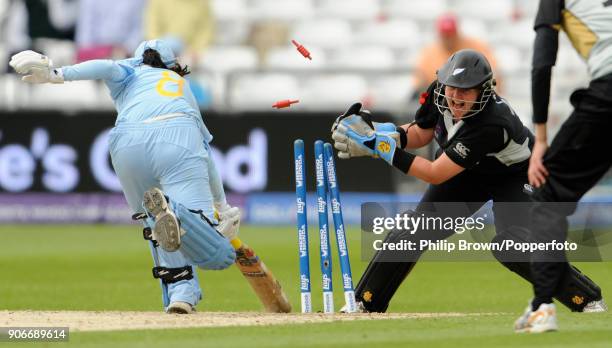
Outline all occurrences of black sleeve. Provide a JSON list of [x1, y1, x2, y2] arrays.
[[444, 126, 505, 169], [534, 0, 564, 30], [531, 26, 560, 124], [414, 81, 439, 129]]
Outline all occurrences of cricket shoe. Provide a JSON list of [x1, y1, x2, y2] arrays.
[[513, 303, 532, 333], [166, 301, 195, 314], [515, 303, 558, 333], [583, 299, 608, 313], [144, 187, 184, 252], [339, 301, 368, 313]]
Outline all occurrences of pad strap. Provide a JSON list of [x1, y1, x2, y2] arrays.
[[142, 227, 159, 247], [152, 266, 194, 284], [132, 212, 148, 221]]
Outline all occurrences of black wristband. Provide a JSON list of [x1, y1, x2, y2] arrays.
[[391, 149, 416, 173], [395, 126, 407, 149]]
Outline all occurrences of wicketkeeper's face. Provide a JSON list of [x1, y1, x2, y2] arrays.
[[444, 85, 480, 119]]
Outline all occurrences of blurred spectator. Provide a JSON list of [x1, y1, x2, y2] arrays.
[[246, 21, 289, 67], [145, 0, 214, 68], [4, 0, 78, 69], [413, 13, 502, 92], [75, 0, 144, 62]]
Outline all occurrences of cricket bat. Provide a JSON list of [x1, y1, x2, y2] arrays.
[[230, 238, 292, 313]]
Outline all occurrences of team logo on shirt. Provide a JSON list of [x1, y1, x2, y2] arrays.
[[453, 142, 470, 158]]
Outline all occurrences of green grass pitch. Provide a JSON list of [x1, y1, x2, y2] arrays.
[[1, 224, 611, 347]]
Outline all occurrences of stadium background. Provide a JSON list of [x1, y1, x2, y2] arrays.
[[0, 0, 608, 224]]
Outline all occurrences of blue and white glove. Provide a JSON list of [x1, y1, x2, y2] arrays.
[[372, 121, 398, 133], [9, 50, 64, 84], [331, 103, 402, 161], [334, 124, 398, 164]]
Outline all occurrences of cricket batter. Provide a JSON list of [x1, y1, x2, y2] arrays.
[[9, 40, 241, 314], [331, 49, 606, 316], [515, 0, 612, 333]]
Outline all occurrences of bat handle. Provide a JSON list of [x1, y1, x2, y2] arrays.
[[230, 237, 243, 250]]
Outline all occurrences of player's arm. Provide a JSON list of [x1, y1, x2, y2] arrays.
[[9, 50, 130, 84], [335, 113, 502, 184], [529, 0, 563, 186], [404, 153, 464, 185], [394, 126, 503, 184], [61, 60, 131, 82], [400, 123, 434, 149], [532, 0, 563, 131]]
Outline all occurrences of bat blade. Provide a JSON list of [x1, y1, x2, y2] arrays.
[[232, 238, 292, 313]]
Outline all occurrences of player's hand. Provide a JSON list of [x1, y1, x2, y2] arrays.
[[334, 119, 399, 165], [331, 103, 401, 159], [9, 50, 64, 84], [528, 140, 549, 188], [332, 117, 377, 159], [214, 203, 241, 241]]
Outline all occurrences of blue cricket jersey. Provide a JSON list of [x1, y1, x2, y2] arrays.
[[60, 59, 213, 143]]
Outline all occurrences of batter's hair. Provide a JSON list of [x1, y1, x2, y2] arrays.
[[142, 48, 190, 77]]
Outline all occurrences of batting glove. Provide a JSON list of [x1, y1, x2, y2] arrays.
[[9, 50, 64, 84], [214, 203, 241, 241]]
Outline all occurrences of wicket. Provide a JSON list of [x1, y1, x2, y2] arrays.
[[293, 139, 312, 313], [293, 139, 357, 313], [315, 140, 334, 313]]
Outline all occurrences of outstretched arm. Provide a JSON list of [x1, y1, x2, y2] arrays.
[[9, 50, 130, 84], [61, 59, 130, 82]]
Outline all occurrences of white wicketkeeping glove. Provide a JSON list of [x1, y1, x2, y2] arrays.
[[9, 50, 64, 84], [214, 203, 241, 241]]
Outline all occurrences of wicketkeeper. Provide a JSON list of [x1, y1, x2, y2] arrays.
[[9, 40, 241, 314], [331, 49, 606, 316]]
